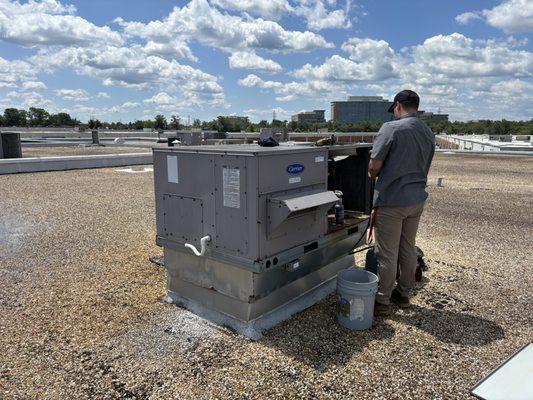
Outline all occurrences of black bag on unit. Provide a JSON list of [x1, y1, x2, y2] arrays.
[[258, 137, 279, 147]]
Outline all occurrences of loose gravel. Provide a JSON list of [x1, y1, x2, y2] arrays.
[[21, 145, 150, 158], [0, 153, 532, 399]]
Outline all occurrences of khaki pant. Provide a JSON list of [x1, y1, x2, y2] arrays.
[[374, 201, 425, 305]]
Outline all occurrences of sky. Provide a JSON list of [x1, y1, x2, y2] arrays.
[[0, 0, 532, 123]]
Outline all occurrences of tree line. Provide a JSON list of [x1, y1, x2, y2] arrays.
[[0, 107, 79, 127], [1, 107, 531, 135]]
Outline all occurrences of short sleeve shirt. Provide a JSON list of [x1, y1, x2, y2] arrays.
[[371, 114, 435, 207]]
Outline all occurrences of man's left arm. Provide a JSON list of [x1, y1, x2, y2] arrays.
[[368, 124, 394, 178], [368, 159, 383, 179]]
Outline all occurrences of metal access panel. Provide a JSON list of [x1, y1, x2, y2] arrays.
[[162, 195, 203, 243], [154, 151, 216, 249], [213, 155, 250, 255]]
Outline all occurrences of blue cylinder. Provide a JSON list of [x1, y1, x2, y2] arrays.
[[334, 203, 344, 224]]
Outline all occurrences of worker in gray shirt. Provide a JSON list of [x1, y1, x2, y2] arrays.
[[368, 90, 435, 315]]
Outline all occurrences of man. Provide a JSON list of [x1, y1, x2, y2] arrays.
[[368, 90, 435, 315]]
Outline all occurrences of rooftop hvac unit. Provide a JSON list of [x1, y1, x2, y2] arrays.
[[153, 143, 374, 337]]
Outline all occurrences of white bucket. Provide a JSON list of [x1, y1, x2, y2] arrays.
[[337, 268, 379, 330]]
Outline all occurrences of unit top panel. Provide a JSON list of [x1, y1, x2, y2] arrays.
[[152, 143, 372, 156]]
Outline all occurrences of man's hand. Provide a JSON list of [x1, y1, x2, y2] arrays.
[[368, 159, 383, 179]]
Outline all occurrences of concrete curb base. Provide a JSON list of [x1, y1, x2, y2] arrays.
[[0, 153, 152, 174], [164, 254, 355, 340]]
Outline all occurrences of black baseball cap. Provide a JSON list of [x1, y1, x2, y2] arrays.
[[387, 90, 420, 113]]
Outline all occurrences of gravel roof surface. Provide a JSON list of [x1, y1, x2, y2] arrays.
[[21, 146, 150, 158], [1, 153, 532, 399]]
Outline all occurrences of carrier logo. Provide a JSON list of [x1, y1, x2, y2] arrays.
[[286, 163, 305, 175]]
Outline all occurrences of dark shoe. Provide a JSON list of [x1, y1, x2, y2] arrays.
[[374, 301, 391, 316], [391, 288, 411, 308]]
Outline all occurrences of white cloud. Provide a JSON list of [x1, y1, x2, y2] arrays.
[[142, 87, 227, 112], [211, 0, 352, 31], [143, 39, 197, 62], [1, 90, 55, 110], [408, 33, 533, 84], [290, 38, 400, 83], [22, 80, 47, 90], [54, 88, 89, 101], [490, 78, 533, 94], [238, 73, 347, 102], [11, 0, 76, 14], [32, 44, 224, 96], [483, 0, 533, 33], [0, 56, 36, 88], [96, 91, 110, 98], [142, 92, 184, 113], [238, 74, 283, 89], [121, 101, 140, 109], [289, 34, 531, 89], [115, 0, 333, 53], [108, 101, 140, 113], [143, 92, 176, 106], [455, 12, 482, 25], [455, 0, 533, 33], [294, 0, 352, 31], [229, 51, 282, 73], [244, 106, 295, 121], [211, 0, 291, 19], [0, 0, 123, 47]]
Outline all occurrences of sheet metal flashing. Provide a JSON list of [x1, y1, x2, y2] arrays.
[[472, 343, 533, 400], [0, 152, 152, 174]]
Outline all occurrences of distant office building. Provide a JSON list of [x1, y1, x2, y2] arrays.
[[291, 110, 326, 123], [418, 111, 449, 124], [331, 96, 393, 123]]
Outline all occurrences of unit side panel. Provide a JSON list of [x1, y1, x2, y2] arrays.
[[153, 151, 215, 249], [213, 155, 249, 256]]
